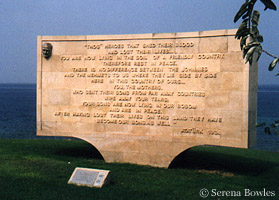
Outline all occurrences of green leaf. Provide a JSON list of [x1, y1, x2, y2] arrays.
[[243, 45, 254, 59], [257, 35, 264, 42], [244, 42, 262, 63], [252, 25, 259, 36], [235, 21, 249, 39], [245, 46, 256, 63], [255, 45, 263, 62], [234, 1, 250, 22], [240, 36, 249, 50], [243, 47, 249, 59], [242, 12, 250, 19], [242, 7, 253, 20], [260, 0, 277, 10], [273, 128, 279, 135], [265, 127, 271, 135], [252, 10, 260, 26], [236, 29, 250, 40], [268, 57, 279, 71], [249, 42, 261, 46], [256, 122, 266, 127]]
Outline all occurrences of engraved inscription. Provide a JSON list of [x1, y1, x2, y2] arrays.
[[68, 168, 110, 188], [38, 30, 257, 168], [71, 170, 98, 186], [45, 40, 228, 136]]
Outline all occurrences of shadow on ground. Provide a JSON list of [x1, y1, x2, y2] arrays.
[[54, 142, 104, 160], [169, 146, 278, 176]]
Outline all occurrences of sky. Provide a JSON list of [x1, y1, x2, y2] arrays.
[[0, 0, 279, 85]]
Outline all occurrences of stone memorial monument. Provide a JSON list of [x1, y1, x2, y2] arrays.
[[37, 29, 257, 168]]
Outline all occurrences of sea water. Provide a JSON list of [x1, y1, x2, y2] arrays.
[[0, 84, 36, 139], [256, 85, 279, 152], [0, 84, 278, 152]]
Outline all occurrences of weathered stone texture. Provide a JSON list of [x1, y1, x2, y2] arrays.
[[37, 29, 257, 168]]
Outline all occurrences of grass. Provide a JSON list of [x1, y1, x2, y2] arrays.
[[0, 138, 278, 200]]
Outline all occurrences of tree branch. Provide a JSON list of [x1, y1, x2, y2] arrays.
[[263, 49, 278, 59]]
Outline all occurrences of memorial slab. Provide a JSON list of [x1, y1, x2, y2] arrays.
[[37, 29, 257, 168], [68, 167, 110, 188]]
